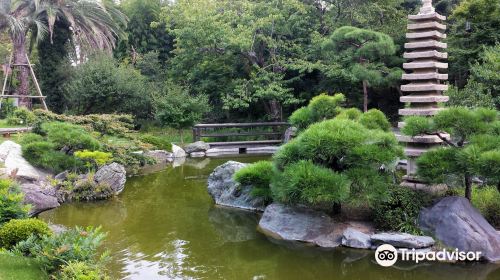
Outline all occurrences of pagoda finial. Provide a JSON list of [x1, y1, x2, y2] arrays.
[[419, 0, 435, 14]]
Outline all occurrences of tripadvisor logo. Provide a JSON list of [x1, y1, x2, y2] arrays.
[[375, 244, 482, 266]]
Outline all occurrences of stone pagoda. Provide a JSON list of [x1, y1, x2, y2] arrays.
[[398, 0, 449, 188]]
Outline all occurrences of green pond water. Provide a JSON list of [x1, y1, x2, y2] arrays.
[[40, 156, 500, 280]]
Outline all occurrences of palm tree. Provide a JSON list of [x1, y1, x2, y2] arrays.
[[0, 0, 126, 108]]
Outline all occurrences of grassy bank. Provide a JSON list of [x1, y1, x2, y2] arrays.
[[0, 253, 47, 280]]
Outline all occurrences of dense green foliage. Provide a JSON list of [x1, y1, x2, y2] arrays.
[[59, 261, 110, 280], [6, 108, 36, 126], [289, 93, 345, 130], [273, 116, 402, 208], [372, 186, 433, 234], [402, 107, 500, 200], [271, 160, 350, 208], [234, 161, 274, 203], [63, 54, 153, 119], [13, 226, 108, 274], [0, 218, 51, 249], [156, 84, 210, 141], [0, 179, 29, 225]]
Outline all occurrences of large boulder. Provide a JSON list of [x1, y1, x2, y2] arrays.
[[0, 141, 50, 182], [94, 163, 127, 194], [342, 228, 372, 249], [258, 203, 341, 248], [283, 127, 297, 143], [370, 232, 435, 249], [21, 183, 60, 216], [172, 144, 187, 158], [207, 161, 266, 211], [184, 141, 210, 154], [419, 196, 500, 263]]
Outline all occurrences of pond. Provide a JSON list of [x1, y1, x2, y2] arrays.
[[40, 156, 500, 280]]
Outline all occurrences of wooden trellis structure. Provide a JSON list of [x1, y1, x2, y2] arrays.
[[1, 52, 48, 110]]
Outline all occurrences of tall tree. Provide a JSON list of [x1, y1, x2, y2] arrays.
[[323, 26, 402, 112], [0, 0, 126, 108], [35, 21, 71, 112], [115, 0, 172, 63]]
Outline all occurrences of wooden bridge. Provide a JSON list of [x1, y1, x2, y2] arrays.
[[192, 122, 290, 151]]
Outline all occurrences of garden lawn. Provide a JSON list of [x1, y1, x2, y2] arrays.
[[0, 253, 47, 280]]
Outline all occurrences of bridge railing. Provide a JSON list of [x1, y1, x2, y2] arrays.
[[192, 122, 290, 147]]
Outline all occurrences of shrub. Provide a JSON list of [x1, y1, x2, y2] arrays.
[[59, 261, 109, 280], [289, 107, 313, 130], [0, 179, 29, 225], [12, 226, 108, 273], [22, 141, 83, 173], [74, 150, 113, 170], [42, 122, 100, 152], [359, 109, 391, 131], [271, 160, 350, 208], [139, 134, 172, 151], [0, 218, 51, 249], [6, 108, 36, 126], [234, 161, 274, 203], [19, 133, 44, 146], [308, 93, 345, 122], [288, 93, 346, 131], [372, 186, 433, 234], [33, 110, 135, 136], [336, 108, 362, 121], [471, 186, 500, 228]]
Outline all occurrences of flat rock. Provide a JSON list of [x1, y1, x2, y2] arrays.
[[172, 144, 187, 158], [258, 203, 340, 248], [190, 151, 206, 158], [342, 228, 371, 249], [184, 141, 210, 154], [419, 196, 500, 263], [370, 232, 434, 249], [207, 161, 266, 211], [0, 141, 50, 182], [21, 183, 60, 216], [94, 163, 126, 194], [144, 150, 173, 163]]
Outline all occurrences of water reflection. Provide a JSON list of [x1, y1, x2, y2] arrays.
[[40, 156, 500, 280]]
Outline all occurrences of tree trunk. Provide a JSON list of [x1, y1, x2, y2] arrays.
[[12, 35, 31, 108], [497, 181, 500, 194], [464, 173, 472, 201], [362, 80, 368, 112], [267, 100, 282, 122]]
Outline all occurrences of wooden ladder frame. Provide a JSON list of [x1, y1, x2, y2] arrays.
[[0, 52, 48, 110]]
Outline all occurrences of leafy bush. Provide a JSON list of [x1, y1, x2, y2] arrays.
[[74, 150, 113, 170], [0, 218, 51, 249], [271, 160, 350, 208], [471, 186, 500, 228], [289, 107, 313, 130], [0, 99, 15, 119], [234, 161, 274, 203], [6, 108, 36, 126], [59, 261, 109, 280], [139, 134, 172, 151], [42, 122, 100, 152], [0, 179, 29, 225], [62, 54, 153, 120], [12, 226, 108, 273], [372, 186, 433, 234], [359, 109, 391, 131]]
